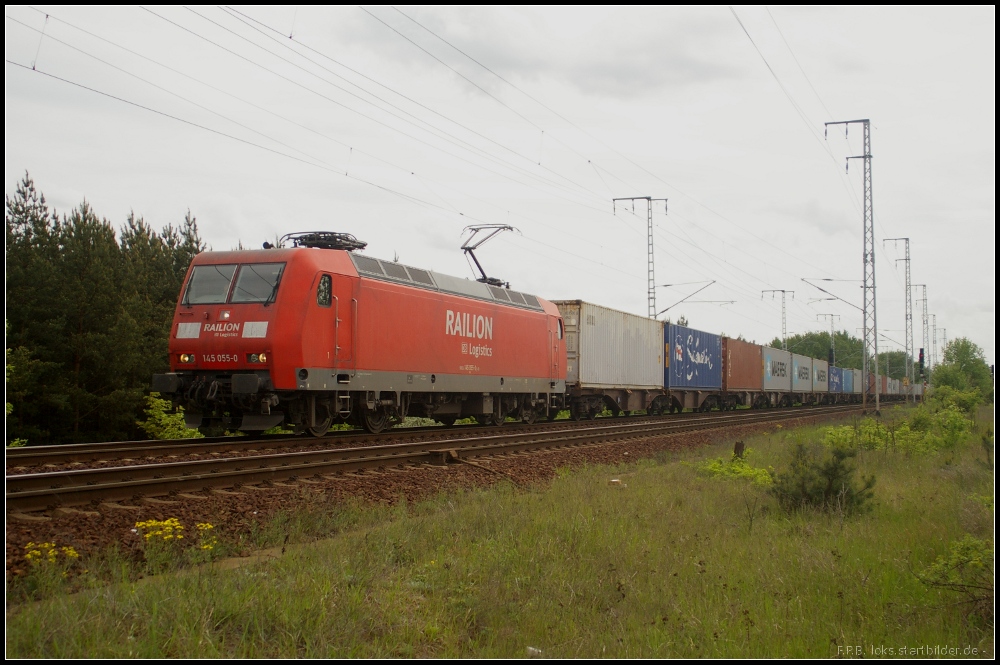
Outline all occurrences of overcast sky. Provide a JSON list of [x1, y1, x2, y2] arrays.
[[5, 6, 996, 368]]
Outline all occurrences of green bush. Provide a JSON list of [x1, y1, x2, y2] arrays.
[[821, 405, 972, 455], [929, 385, 983, 415], [769, 442, 875, 514], [699, 448, 774, 486], [136, 392, 203, 440], [919, 535, 994, 626]]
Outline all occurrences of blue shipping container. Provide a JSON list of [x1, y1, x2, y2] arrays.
[[665, 324, 722, 389], [842, 368, 855, 394], [829, 366, 843, 393]]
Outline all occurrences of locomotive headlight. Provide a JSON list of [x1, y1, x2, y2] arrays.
[[247, 353, 269, 364], [179, 353, 195, 363], [250, 354, 259, 363], [258, 352, 267, 363]]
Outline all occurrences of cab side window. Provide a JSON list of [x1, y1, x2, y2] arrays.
[[317, 274, 332, 307]]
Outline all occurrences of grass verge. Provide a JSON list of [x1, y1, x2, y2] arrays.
[[6, 406, 994, 657]]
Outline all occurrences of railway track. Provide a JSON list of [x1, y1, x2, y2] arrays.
[[6, 405, 858, 513], [4, 405, 852, 470], [6, 412, 728, 470]]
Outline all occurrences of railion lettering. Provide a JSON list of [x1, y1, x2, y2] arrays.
[[445, 310, 493, 340], [203, 322, 241, 333]]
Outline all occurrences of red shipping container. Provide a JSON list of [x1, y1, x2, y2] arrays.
[[722, 337, 763, 391]]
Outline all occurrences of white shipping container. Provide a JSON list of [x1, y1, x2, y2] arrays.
[[812, 359, 829, 393], [792, 354, 813, 393], [554, 301, 664, 389], [762, 347, 792, 392]]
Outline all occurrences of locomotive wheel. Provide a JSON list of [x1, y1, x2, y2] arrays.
[[521, 408, 537, 425], [360, 406, 390, 434], [490, 403, 508, 426], [307, 415, 333, 437], [438, 415, 457, 427]]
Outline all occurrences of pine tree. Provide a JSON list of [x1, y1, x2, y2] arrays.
[[5, 173, 205, 444]]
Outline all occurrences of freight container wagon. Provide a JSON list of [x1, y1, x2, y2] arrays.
[[722, 337, 762, 409], [842, 367, 854, 395], [812, 359, 830, 397], [852, 369, 862, 395], [665, 324, 722, 411], [791, 354, 813, 394], [554, 301, 665, 418]]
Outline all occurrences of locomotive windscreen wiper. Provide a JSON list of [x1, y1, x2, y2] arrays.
[[230, 263, 285, 304], [264, 270, 283, 306], [183, 264, 237, 305]]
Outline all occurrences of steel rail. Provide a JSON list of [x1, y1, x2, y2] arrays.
[[6, 405, 858, 512]]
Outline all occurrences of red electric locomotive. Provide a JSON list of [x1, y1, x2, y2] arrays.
[[152, 232, 567, 434]]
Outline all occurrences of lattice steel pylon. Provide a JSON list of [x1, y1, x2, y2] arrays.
[[613, 197, 667, 318], [916, 284, 929, 377], [931, 314, 937, 367], [886, 238, 914, 401], [826, 118, 878, 413], [762, 290, 794, 350]]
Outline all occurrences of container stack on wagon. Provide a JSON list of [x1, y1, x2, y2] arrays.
[[554, 301, 665, 418], [761, 346, 792, 406], [548, 300, 884, 416], [791, 353, 813, 396], [828, 366, 843, 400], [722, 337, 762, 409], [665, 324, 723, 411], [842, 367, 854, 396], [812, 359, 829, 399]]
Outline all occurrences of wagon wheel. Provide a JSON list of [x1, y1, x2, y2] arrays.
[[438, 415, 457, 427], [359, 405, 391, 434], [586, 407, 599, 420]]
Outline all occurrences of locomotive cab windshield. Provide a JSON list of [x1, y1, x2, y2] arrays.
[[183, 262, 285, 306]]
